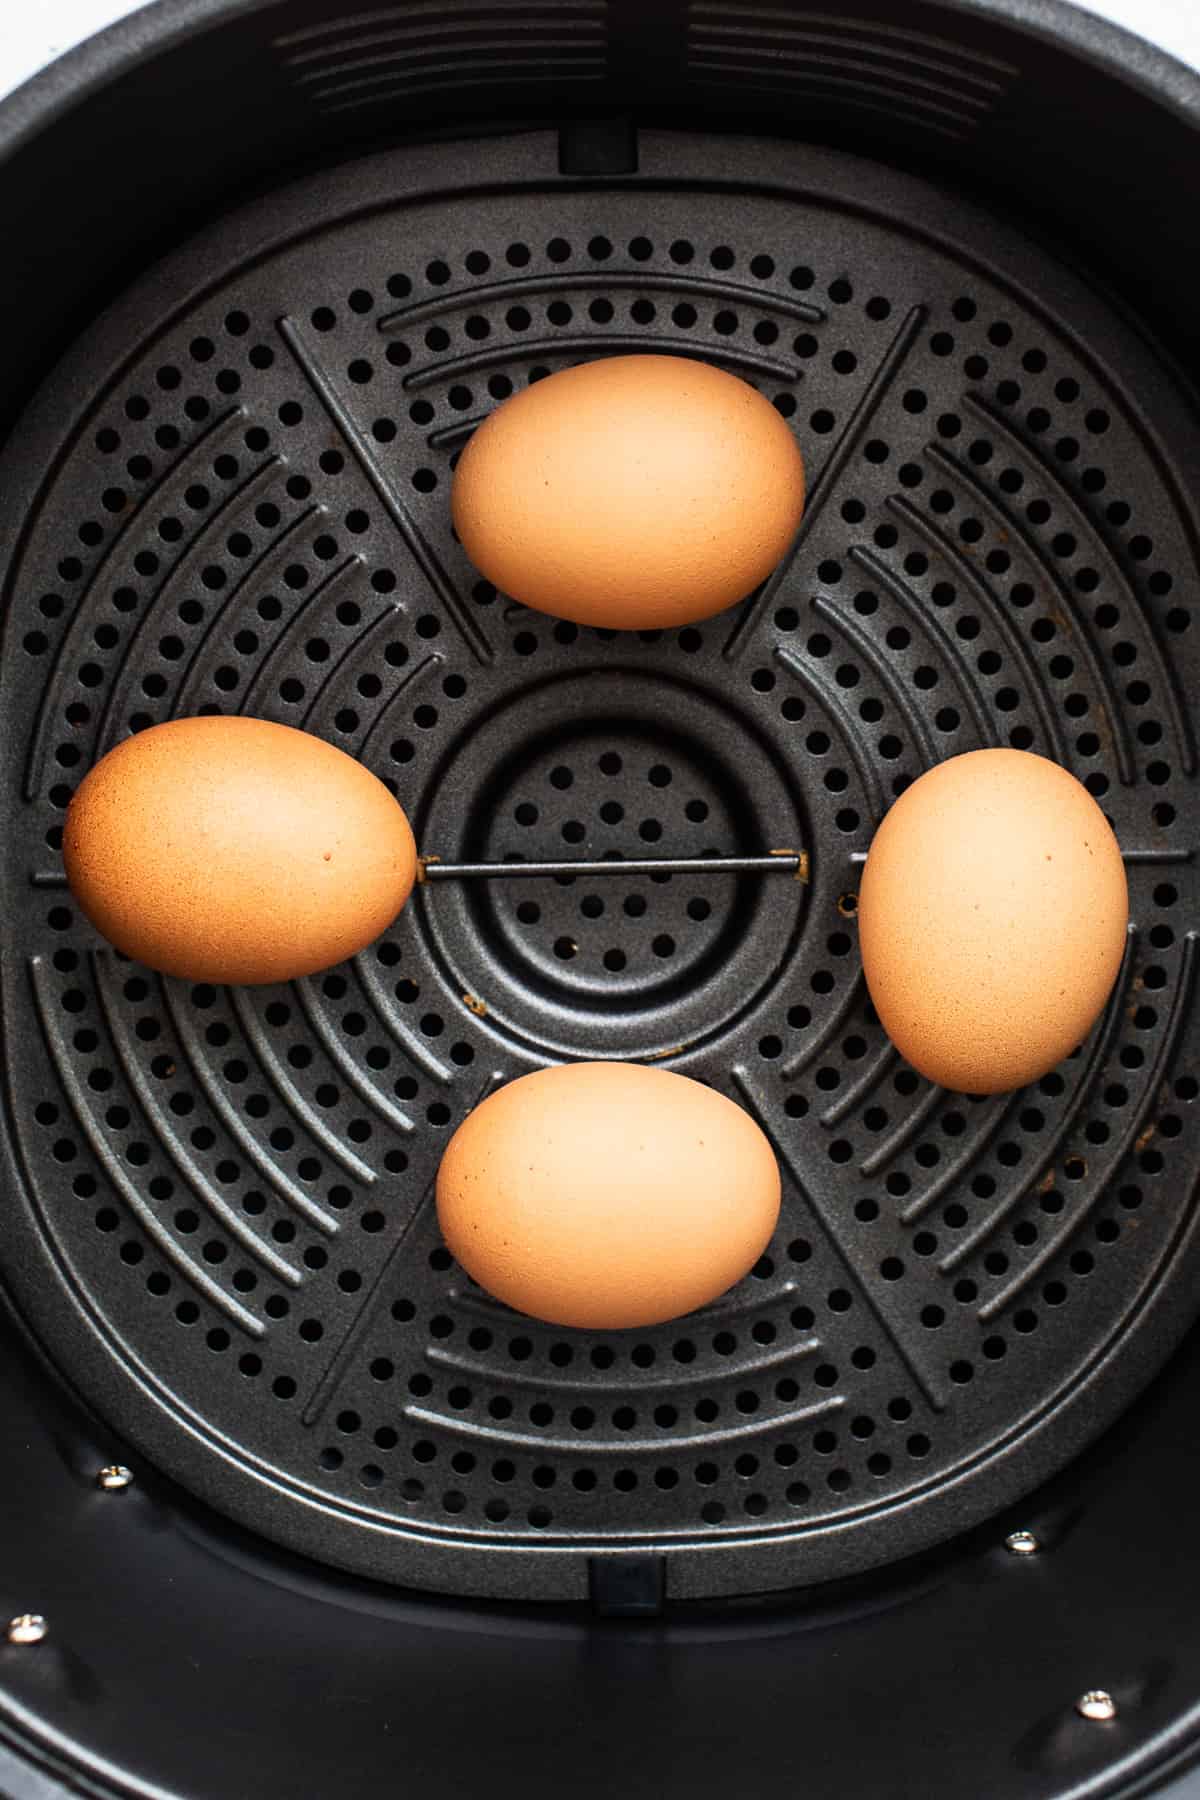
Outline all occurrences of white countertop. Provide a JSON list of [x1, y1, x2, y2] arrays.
[[1, 0, 1199, 99]]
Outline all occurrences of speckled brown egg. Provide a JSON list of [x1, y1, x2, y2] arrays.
[[63, 716, 417, 984], [436, 1062, 782, 1329], [857, 749, 1128, 1095], [451, 354, 806, 629]]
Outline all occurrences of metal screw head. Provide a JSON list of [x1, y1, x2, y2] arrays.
[[97, 1464, 134, 1492], [1005, 1529, 1040, 1557], [6, 1615, 47, 1647], [1077, 1690, 1118, 1723]]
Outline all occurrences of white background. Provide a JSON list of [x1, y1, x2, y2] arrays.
[[0, 0, 1198, 97]]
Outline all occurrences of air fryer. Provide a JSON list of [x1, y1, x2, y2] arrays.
[[0, 0, 1196, 1794]]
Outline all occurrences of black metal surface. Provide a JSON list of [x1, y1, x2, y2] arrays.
[[0, 127, 1195, 1608], [0, 0, 1199, 1794], [8, 1297, 1200, 1800], [5, 0, 1200, 451]]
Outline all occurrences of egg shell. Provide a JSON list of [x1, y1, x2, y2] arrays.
[[436, 1062, 782, 1330], [63, 715, 417, 985], [451, 354, 806, 630], [857, 748, 1128, 1094]]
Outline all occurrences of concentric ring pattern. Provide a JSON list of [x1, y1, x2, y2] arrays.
[[0, 133, 1195, 1600]]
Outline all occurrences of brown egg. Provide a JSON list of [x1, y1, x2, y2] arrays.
[[436, 1062, 781, 1329], [858, 749, 1128, 1094], [451, 354, 805, 629], [63, 716, 417, 984]]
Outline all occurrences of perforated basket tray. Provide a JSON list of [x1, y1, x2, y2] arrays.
[[0, 128, 1196, 1604]]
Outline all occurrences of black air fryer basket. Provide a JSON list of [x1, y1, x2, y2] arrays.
[[0, 1, 1197, 1795]]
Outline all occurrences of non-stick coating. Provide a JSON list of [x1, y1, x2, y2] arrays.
[[0, 129, 1195, 1602]]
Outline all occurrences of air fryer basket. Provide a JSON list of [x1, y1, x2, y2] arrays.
[[0, 2, 1197, 1797]]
